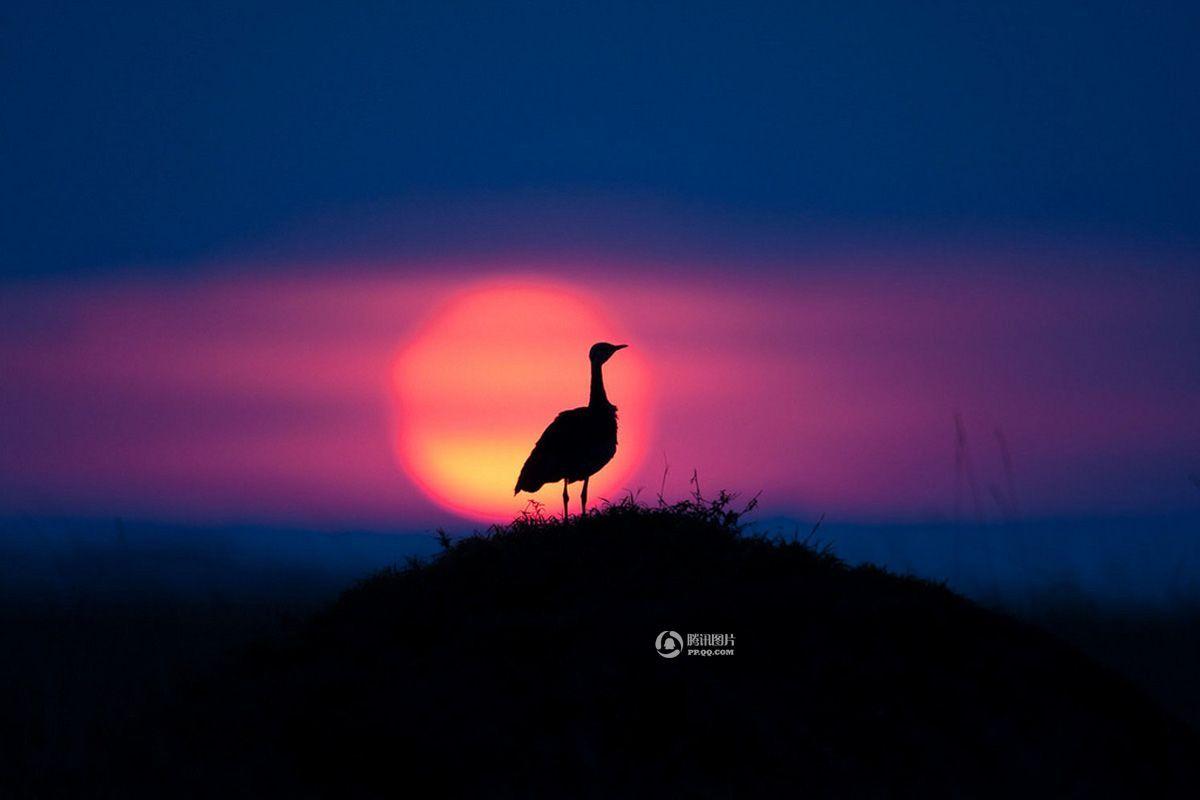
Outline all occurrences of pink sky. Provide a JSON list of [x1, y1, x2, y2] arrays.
[[1, 252, 1196, 529]]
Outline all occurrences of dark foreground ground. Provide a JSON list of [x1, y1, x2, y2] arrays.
[[3, 498, 1199, 798]]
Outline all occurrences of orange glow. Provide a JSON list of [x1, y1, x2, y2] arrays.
[[391, 280, 650, 520]]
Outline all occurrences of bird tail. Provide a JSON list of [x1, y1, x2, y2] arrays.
[[513, 475, 545, 495], [513, 459, 548, 495]]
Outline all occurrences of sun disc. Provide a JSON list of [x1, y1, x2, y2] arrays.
[[391, 281, 650, 520]]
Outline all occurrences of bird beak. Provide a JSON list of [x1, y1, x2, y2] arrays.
[[614, 344, 628, 351]]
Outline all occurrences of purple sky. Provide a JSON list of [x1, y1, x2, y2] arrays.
[[2, 237, 1195, 529]]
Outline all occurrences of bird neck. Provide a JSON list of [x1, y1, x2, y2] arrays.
[[588, 360, 611, 409]]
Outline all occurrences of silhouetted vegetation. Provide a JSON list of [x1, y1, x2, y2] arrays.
[[71, 495, 1195, 798]]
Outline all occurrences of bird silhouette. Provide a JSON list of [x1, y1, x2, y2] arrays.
[[514, 342, 628, 521]]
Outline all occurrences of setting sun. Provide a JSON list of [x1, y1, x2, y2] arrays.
[[391, 280, 650, 520]]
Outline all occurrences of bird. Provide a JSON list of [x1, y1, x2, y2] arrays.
[[514, 342, 628, 521]]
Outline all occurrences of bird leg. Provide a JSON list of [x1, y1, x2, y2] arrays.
[[581, 476, 589, 517], [562, 479, 569, 523]]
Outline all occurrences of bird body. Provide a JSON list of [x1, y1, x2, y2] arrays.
[[514, 342, 628, 519], [514, 405, 618, 491]]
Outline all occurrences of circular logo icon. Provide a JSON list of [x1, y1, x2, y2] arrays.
[[655, 630, 683, 659]]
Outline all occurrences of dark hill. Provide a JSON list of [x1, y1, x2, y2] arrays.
[[131, 496, 1196, 798]]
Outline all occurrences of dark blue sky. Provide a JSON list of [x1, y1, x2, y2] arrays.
[[4, 1, 1199, 277]]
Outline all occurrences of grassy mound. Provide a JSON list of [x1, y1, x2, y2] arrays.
[[136, 496, 1195, 798]]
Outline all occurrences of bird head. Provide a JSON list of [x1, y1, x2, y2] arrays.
[[589, 342, 628, 364]]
